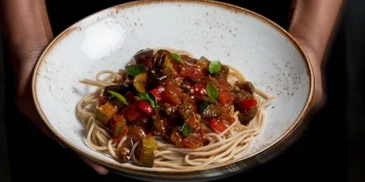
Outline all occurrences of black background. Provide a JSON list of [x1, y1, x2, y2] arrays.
[[2, 0, 358, 181]]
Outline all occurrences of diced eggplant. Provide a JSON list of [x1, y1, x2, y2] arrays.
[[152, 49, 171, 65], [110, 75, 135, 95], [170, 127, 184, 147], [146, 69, 167, 89], [152, 117, 168, 136], [201, 104, 221, 119], [161, 58, 177, 77], [232, 87, 252, 104], [196, 56, 211, 70], [130, 48, 154, 69], [196, 96, 217, 104], [178, 102, 195, 120], [180, 81, 192, 93], [238, 107, 258, 125], [117, 137, 133, 162], [161, 103, 178, 118], [198, 101, 209, 114], [155, 54, 167, 68], [238, 81, 256, 94]]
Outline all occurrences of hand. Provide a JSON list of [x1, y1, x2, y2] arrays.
[[1, 0, 109, 175], [294, 37, 325, 110], [288, 0, 343, 111], [13, 46, 109, 175]]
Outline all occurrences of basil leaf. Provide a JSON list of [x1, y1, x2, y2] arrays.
[[181, 123, 191, 136], [126, 64, 146, 76], [138, 93, 156, 108], [206, 82, 219, 101], [108, 91, 128, 105], [209, 60, 222, 74], [198, 101, 209, 114], [170, 53, 184, 63]]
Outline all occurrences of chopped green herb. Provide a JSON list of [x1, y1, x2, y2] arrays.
[[126, 64, 146, 76], [170, 53, 184, 63], [107, 91, 128, 105], [138, 93, 157, 108], [181, 123, 191, 136], [206, 82, 219, 102], [209, 60, 222, 74]]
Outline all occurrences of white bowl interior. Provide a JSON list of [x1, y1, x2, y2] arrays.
[[34, 1, 311, 173]]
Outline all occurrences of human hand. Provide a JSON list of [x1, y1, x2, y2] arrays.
[[1, 0, 109, 175], [288, 0, 343, 110], [293, 37, 325, 110], [13, 45, 109, 175]]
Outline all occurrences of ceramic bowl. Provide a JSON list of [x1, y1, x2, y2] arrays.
[[32, 0, 313, 181]]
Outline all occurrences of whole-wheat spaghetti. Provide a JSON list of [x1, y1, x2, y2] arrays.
[[77, 50, 274, 170]]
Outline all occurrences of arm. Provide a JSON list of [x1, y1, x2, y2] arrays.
[[0, 0, 108, 175], [0, 0, 53, 134], [0, 0, 53, 94], [288, 0, 344, 108]]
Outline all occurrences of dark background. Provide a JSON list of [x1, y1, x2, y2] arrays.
[[1, 0, 363, 181]]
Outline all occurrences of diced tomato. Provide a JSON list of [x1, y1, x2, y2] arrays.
[[125, 91, 135, 103], [112, 126, 128, 143], [138, 101, 153, 115], [122, 102, 144, 122], [162, 81, 182, 105], [186, 116, 198, 129], [183, 135, 204, 149], [219, 90, 231, 105], [150, 86, 165, 101], [238, 98, 258, 111], [209, 118, 227, 133], [192, 83, 207, 96], [180, 64, 202, 79]]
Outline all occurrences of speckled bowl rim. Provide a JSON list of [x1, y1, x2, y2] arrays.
[[32, 0, 314, 178]]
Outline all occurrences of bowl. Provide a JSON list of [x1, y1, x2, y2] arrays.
[[32, 0, 313, 181]]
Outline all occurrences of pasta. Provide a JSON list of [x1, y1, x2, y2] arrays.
[[77, 48, 274, 170]]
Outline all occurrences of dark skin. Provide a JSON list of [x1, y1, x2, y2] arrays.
[[0, 0, 343, 175]]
